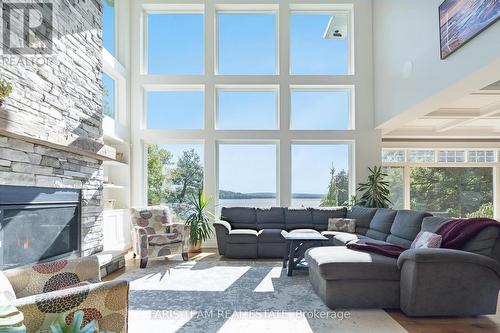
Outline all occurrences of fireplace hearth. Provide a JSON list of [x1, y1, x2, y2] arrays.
[[0, 186, 81, 270]]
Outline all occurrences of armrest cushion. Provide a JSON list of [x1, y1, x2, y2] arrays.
[[214, 220, 232, 233], [5, 256, 100, 298], [14, 280, 128, 332], [398, 248, 500, 278]]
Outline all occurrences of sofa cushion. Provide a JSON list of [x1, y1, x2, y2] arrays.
[[321, 231, 368, 246], [420, 216, 454, 233], [285, 208, 313, 230], [305, 246, 400, 281], [366, 209, 397, 241], [221, 207, 256, 229], [387, 210, 432, 248], [347, 206, 378, 235], [311, 207, 347, 231], [256, 207, 285, 229], [462, 226, 500, 256], [227, 229, 258, 244], [258, 229, 286, 243]]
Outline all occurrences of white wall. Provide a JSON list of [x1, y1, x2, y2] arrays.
[[374, 0, 500, 129]]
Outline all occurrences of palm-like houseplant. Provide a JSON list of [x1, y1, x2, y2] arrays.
[[185, 190, 214, 253], [356, 166, 392, 208], [50, 311, 112, 333]]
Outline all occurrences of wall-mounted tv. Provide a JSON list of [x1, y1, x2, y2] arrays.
[[439, 0, 500, 59]]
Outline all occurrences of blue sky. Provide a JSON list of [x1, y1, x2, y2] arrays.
[[292, 145, 349, 195], [219, 144, 277, 193], [218, 14, 276, 74], [148, 91, 204, 129], [291, 14, 348, 75], [103, 0, 115, 55], [291, 90, 349, 130], [218, 91, 277, 129], [131, 12, 350, 195]]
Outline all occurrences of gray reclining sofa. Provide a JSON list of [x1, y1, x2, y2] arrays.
[[214, 206, 346, 259], [214, 206, 500, 317]]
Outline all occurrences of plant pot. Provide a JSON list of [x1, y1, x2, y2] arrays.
[[189, 241, 202, 253]]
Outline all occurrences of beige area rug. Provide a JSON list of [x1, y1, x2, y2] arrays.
[[119, 255, 408, 333]]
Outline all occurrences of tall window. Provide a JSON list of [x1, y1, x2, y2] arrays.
[[103, 0, 115, 55], [290, 13, 349, 75], [411, 167, 493, 218], [291, 144, 350, 207], [384, 167, 405, 209], [218, 144, 277, 208], [382, 149, 496, 217], [140, 4, 355, 210], [147, 144, 204, 221], [102, 73, 116, 118]]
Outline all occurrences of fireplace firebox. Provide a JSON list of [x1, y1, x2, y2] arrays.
[[0, 186, 81, 270]]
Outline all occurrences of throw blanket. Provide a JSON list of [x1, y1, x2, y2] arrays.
[[346, 218, 500, 258]]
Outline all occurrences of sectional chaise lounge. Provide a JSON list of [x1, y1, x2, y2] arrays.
[[214, 206, 500, 317]]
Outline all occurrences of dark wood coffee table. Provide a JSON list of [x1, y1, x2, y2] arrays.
[[281, 231, 328, 276]]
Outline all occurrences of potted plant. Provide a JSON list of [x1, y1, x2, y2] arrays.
[[356, 166, 392, 208], [0, 79, 12, 107], [185, 190, 214, 253], [50, 311, 112, 333]]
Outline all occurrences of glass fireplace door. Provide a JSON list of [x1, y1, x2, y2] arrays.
[[0, 204, 80, 269]]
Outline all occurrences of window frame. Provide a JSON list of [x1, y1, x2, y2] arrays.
[[142, 4, 206, 76], [215, 4, 280, 76], [133, 2, 361, 213], [382, 148, 499, 217], [102, 50, 126, 124], [103, 0, 118, 56], [216, 140, 281, 206], [290, 140, 355, 206], [289, 4, 354, 76]]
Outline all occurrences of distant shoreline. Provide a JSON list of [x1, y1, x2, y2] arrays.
[[219, 190, 324, 200]]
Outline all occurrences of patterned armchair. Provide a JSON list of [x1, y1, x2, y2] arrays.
[[2, 256, 128, 333], [130, 206, 190, 268]]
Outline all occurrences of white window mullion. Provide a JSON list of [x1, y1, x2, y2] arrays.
[[279, 2, 291, 207], [404, 165, 411, 210]]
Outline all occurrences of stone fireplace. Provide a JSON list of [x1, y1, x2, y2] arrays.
[[0, 0, 112, 265], [0, 136, 104, 259]]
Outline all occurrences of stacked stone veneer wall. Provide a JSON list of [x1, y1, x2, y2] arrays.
[[0, 135, 103, 256], [0, 0, 105, 256]]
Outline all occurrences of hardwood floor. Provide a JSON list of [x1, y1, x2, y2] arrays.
[[387, 310, 500, 333], [106, 250, 500, 333]]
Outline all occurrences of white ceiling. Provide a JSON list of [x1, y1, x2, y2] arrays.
[[383, 80, 500, 139]]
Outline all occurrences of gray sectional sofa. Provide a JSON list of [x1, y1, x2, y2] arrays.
[[214, 206, 500, 317], [214, 206, 346, 259]]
